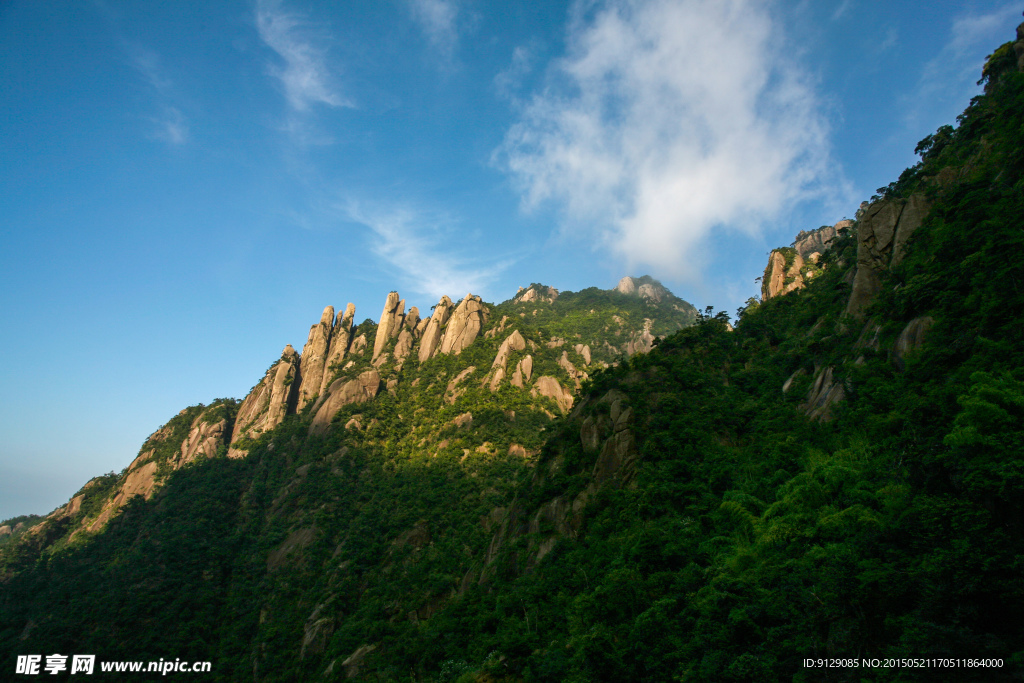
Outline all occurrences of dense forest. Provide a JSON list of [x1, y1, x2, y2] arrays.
[[3, 22, 1024, 683]]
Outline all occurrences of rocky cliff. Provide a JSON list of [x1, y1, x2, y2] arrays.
[[761, 219, 855, 301], [759, 190, 937, 422], [18, 276, 696, 546]]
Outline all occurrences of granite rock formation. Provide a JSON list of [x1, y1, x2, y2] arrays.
[[229, 345, 300, 457], [439, 294, 489, 356], [847, 194, 930, 317], [298, 306, 335, 408]]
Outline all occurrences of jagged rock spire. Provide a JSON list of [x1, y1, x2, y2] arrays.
[[439, 294, 488, 356], [319, 303, 356, 396], [419, 295, 453, 362], [298, 306, 334, 408], [373, 292, 406, 361]]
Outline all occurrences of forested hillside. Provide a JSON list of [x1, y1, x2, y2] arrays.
[[3, 21, 1024, 683]]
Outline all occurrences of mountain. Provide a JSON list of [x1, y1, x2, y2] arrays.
[[4, 21, 1024, 682]]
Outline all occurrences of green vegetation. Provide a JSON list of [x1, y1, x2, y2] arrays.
[[0, 515, 43, 548]]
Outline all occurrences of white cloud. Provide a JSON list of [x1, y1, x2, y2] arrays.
[[948, 4, 1021, 54], [127, 45, 189, 145], [130, 46, 173, 93], [907, 4, 1021, 130], [495, 46, 533, 99], [256, 0, 351, 112], [496, 0, 842, 282], [408, 0, 460, 58], [343, 201, 513, 301]]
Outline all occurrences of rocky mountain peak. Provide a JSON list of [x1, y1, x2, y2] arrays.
[[514, 284, 559, 304], [615, 276, 671, 304]]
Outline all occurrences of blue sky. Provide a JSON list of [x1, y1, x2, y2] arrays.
[[1, 0, 1021, 520]]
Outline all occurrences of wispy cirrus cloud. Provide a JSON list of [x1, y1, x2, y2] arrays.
[[255, 0, 352, 112], [127, 46, 189, 145], [343, 200, 514, 301], [408, 0, 460, 60], [497, 0, 846, 282], [906, 4, 1021, 130]]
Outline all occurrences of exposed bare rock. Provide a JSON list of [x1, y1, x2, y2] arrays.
[[508, 444, 529, 457], [179, 408, 230, 465], [762, 252, 786, 301], [854, 319, 882, 351], [762, 251, 806, 300], [350, 334, 368, 356], [87, 459, 160, 532], [229, 382, 271, 457], [801, 367, 845, 422], [792, 219, 852, 257], [268, 345, 300, 426], [532, 376, 574, 414], [418, 295, 453, 362], [405, 306, 420, 334], [492, 330, 526, 370], [847, 194, 931, 317], [488, 366, 506, 392], [229, 346, 300, 457], [546, 337, 565, 348], [445, 366, 476, 404], [373, 292, 405, 361], [593, 431, 637, 485], [50, 494, 85, 521], [625, 321, 656, 356], [515, 285, 558, 303], [892, 316, 935, 370], [580, 416, 602, 452], [452, 412, 473, 428], [616, 276, 669, 304], [341, 644, 377, 679], [511, 354, 533, 387], [484, 315, 510, 339], [559, 351, 587, 389], [298, 306, 334, 407], [393, 328, 415, 362], [847, 200, 901, 316], [300, 606, 334, 660], [320, 304, 356, 396], [637, 283, 663, 303], [574, 343, 592, 365], [267, 527, 318, 571], [891, 194, 931, 267], [439, 294, 489, 355], [310, 370, 381, 436], [782, 368, 806, 394]]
